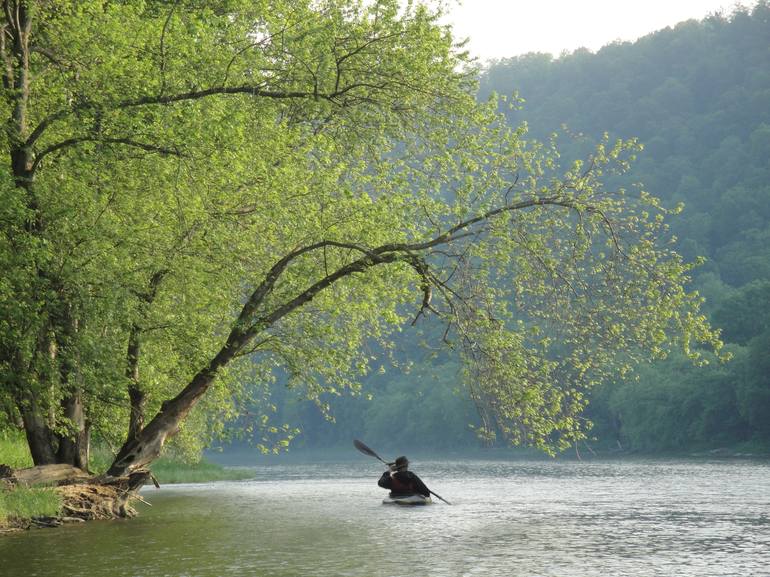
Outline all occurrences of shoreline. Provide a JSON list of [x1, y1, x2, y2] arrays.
[[204, 443, 770, 466], [0, 459, 254, 535]]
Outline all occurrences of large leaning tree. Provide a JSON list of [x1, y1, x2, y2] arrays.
[[1, 0, 722, 480]]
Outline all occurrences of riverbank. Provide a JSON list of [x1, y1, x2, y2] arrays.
[[0, 483, 61, 533], [0, 459, 254, 534], [0, 432, 255, 534]]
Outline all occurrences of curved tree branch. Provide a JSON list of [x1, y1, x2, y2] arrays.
[[26, 82, 361, 150], [107, 194, 586, 475], [31, 137, 185, 174]]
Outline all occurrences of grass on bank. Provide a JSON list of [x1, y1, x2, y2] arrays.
[[0, 485, 61, 525], [86, 444, 254, 484], [149, 459, 254, 484], [0, 430, 36, 469], [1, 430, 254, 484], [0, 432, 62, 526]]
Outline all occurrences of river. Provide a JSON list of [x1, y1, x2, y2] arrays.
[[1, 458, 768, 577]]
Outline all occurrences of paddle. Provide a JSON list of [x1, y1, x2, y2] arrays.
[[353, 439, 452, 505], [353, 439, 390, 465]]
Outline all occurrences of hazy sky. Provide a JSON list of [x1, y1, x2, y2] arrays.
[[443, 0, 743, 61]]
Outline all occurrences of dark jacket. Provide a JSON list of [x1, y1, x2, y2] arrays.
[[378, 470, 430, 497]]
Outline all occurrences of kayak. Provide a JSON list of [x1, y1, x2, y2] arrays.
[[382, 494, 432, 506]]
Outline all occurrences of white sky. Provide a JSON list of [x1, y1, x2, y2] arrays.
[[443, 0, 746, 61]]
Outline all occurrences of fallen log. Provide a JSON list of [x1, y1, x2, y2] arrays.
[[11, 464, 91, 487]]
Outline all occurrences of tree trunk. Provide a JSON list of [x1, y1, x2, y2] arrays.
[[10, 463, 91, 486], [56, 392, 90, 469], [7, 1, 33, 188], [20, 407, 56, 465], [106, 247, 397, 477], [108, 370, 220, 477], [128, 387, 146, 440], [108, 337, 243, 476], [10, 343, 57, 465], [126, 323, 145, 441], [6, 0, 57, 468], [53, 302, 90, 469]]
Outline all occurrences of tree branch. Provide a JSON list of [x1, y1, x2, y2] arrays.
[[157, 2, 178, 97], [31, 136, 185, 173], [232, 195, 583, 340]]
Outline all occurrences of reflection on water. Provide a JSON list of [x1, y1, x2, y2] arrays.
[[1, 459, 768, 577]]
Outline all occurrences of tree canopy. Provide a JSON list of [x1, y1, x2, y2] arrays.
[[0, 0, 721, 475]]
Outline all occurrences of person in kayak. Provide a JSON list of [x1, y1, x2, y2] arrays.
[[378, 456, 430, 497]]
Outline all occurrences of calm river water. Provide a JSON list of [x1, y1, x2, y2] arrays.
[[1, 458, 769, 577]]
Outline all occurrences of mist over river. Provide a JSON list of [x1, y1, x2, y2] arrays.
[[1, 458, 768, 577]]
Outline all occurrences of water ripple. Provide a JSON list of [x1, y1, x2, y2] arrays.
[[1, 458, 769, 577]]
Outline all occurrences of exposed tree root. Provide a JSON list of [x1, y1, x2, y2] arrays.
[[1, 464, 151, 532]]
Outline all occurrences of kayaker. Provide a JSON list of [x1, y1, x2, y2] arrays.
[[378, 456, 430, 497]]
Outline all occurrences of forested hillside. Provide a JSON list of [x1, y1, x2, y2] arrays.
[[479, 2, 770, 452], [264, 2, 770, 456], [480, 3, 770, 290]]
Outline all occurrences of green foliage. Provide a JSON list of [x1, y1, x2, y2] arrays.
[[476, 2, 770, 452], [363, 362, 478, 450], [0, 430, 33, 469], [712, 281, 770, 344], [593, 350, 748, 451], [0, 0, 724, 466], [287, 2, 770, 455], [299, 359, 481, 452]]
